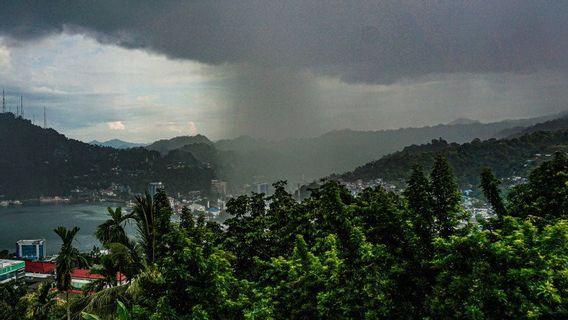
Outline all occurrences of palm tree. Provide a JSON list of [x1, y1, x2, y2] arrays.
[[105, 241, 143, 283], [82, 255, 120, 294], [95, 207, 130, 246], [54, 226, 89, 320], [130, 191, 157, 265]]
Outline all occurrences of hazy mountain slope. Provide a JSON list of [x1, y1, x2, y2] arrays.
[[89, 139, 147, 149], [492, 111, 568, 138], [209, 112, 566, 185], [506, 116, 568, 138], [177, 143, 220, 165], [338, 130, 568, 189], [447, 118, 481, 125], [0, 114, 213, 198], [146, 135, 212, 155]]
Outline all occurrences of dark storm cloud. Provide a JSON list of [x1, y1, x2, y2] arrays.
[[1, 1, 568, 84]]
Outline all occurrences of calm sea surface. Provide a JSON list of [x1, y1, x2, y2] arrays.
[[0, 203, 127, 255]]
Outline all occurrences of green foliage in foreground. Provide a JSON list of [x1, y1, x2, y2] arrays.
[[3, 153, 568, 319]]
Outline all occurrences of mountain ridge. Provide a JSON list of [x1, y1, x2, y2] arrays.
[[89, 139, 148, 149]]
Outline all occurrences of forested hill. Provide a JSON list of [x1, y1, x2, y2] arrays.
[[0, 113, 214, 198], [505, 116, 568, 138], [338, 129, 568, 188], [146, 134, 212, 155]]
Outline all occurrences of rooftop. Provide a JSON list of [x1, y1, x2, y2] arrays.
[[0, 259, 25, 271], [16, 239, 45, 245]]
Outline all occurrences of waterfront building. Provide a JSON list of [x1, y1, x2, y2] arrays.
[[16, 239, 46, 261], [0, 259, 25, 283]]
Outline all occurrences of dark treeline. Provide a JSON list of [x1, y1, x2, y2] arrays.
[[2, 153, 568, 319]]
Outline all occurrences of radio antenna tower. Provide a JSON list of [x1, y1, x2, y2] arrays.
[[2, 89, 5, 113], [20, 96, 24, 118], [43, 106, 47, 128]]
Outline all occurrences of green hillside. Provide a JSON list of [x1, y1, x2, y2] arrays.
[[339, 130, 568, 189]]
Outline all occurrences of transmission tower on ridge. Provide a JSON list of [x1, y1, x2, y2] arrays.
[[2, 89, 5, 113], [43, 106, 47, 128]]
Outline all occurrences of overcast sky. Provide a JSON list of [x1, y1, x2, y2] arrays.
[[1, 1, 568, 142]]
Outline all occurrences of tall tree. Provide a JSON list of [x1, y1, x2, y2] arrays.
[[54, 226, 89, 320], [179, 206, 195, 232], [404, 164, 434, 246], [153, 189, 173, 239], [430, 155, 462, 237], [480, 167, 507, 217]]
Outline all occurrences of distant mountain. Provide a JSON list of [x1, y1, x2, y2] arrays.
[[447, 118, 481, 125], [0, 113, 214, 199], [146, 134, 212, 155], [89, 139, 147, 149], [337, 129, 568, 189]]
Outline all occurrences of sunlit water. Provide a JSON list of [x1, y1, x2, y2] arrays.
[[0, 203, 128, 255]]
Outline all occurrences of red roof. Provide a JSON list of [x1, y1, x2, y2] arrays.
[[25, 261, 56, 274], [71, 268, 105, 280], [25, 262, 126, 282], [70, 268, 126, 282]]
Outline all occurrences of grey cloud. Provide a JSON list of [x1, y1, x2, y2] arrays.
[[1, 1, 568, 84]]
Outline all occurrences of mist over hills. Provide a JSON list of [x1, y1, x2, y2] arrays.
[[0, 113, 214, 199], [447, 118, 481, 125], [144, 111, 566, 187]]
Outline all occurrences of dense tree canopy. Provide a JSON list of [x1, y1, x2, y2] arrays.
[[2, 152, 568, 319]]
